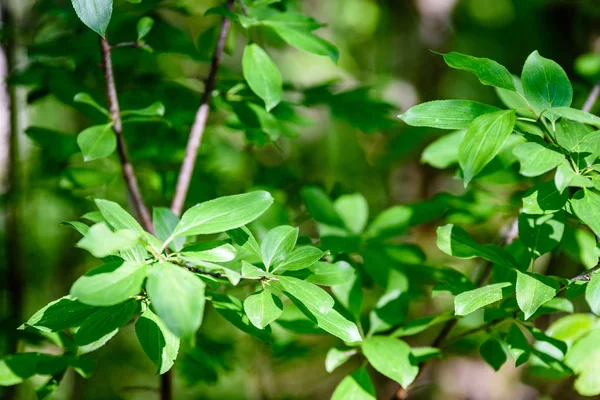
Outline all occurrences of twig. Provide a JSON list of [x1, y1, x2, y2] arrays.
[[582, 81, 600, 113], [570, 263, 600, 282], [170, 0, 234, 216], [99, 36, 154, 233]]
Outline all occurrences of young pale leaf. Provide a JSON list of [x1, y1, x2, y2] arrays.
[[334, 193, 369, 234], [458, 109, 516, 186], [242, 44, 282, 111], [146, 262, 206, 339], [279, 276, 334, 313], [23, 297, 97, 332], [267, 24, 338, 62], [552, 107, 600, 128], [172, 191, 273, 237], [516, 271, 559, 320], [399, 100, 498, 129], [74, 299, 137, 353], [136, 17, 154, 41], [330, 367, 376, 400], [71, 0, 113, 37], [135, 307, 180, 374], [70, 261, 147, 306], [436, 224, 521, 270], [243, 289, 283, 329], [522, 181, 568, 214], [421, 129, 466, 168], [273, 246, 323, 272], [122, 102, 165, 117], [454, 283, 512, 316], [513, 142, 565, 177], [571, 189, 600, 237], [585, 272, 600, 316], [522, 51, 573, 118], [480, 337, 507, 371], [261, 225, 298, 269], [325, 348, 357, 373], [437, 51, 515, 91], [518, 212, 565, 258], [153, 207, 185, 252], [76, 223, 138, 258], [362, 336, 418, 388], [77, 124, 115, 161], [95, 199, 145, 235]]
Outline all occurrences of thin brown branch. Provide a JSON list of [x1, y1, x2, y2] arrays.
[[99, 36, 154, 233], [170, 0, 234, 216], [582, 81, 600, 113], [570, 263, 600, 282]]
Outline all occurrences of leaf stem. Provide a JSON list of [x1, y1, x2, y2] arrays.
[[170, 0, 235, 216]]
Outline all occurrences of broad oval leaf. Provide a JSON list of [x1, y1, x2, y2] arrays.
[[331, 367, 376, 400], [153, 207, 185, 252], [513, 142, 564, 177], [437, 51, 515, 91], [71, 261, 148, 306], [243, 289, 283, 329], [585, 273, 600, 316], [77, 124, 115, 161], [278, 276, 334, 313], [267, 24, 338, 62], [172, 191, 273, 237], [325, 347, 357, 373], [454, 282, 512, 316], [399, 100, 498, 130], [95, 199, 144, 235], [516, 271, 559, 320], [571, 189, 600, 237], [274, 246, 324, 272], [362, 336, 418, 389], [180, 241, 237, 263], [71, 0, 113, 37], [76, 223, 139, 258], [261, 225, 298, 269], [553, 107, 600, 129], [518, 212, 565, 258], [522, 51, 572, 117], [146, 262, 206, 339], [135, 307, 180, 374], [421, 129, 466, 168], [459, 109, 516, 186], [480, 337, 507, 371], [522, 181, 568, 214], [334, 193, 369, 234], [23, 296, 97, 332], [242, 43, 282, 111]]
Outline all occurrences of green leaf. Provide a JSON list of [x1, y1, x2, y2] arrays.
[[228, 227, 262, 258], [522, 51, 573, 118], [76, 223, 139, 258], [210, 292, 271, 342], [261, 225, 298, 269], [399, 100, 498, 130], [61, 221, 90, 236], [505, 323, 530, 366], [266, 24, 338, 62], [565, 329, 600, 396], [243, 289, 283, 329], [436, 224, 521, 270], [23, 296, 97, 332], [95, 199, 145, 235], [242, 44, 282, 111], [516, 271, 559, 320], [518, 212, 565, 257], [306, 260, 355, 286], [278, 276, 334, 313], [437, 51, 515, 90], [71, 0, 113, 37], [571, 189, 600, 237], [301, 186, 345, 228], [561, 226, 600, 269], [522, 181, 568, 214], [459, 109, 516, 186], [325, 347, 357, 373], [122, 102, 165, 117], [495, 76, 536, 118], [136, 16, 154, 41], [480, 337, 507, 371], [172, 191, 273, 237], [135, 307, 180, 374], [241, 261, 271, 279], [184, 259, 241, 286], [273, 246, 323, 272], [585, 272, 600, 316], [555, 119, 598, 167], [331, 367, 376, 400], [334, 193, 369, 234], [552, 107, 600, 128], [77, 124, 115, 161], [73, 92, 109, 116], [554, 160, 592, 194], [70, 261, 147, 306], [153, 207, 185, 252], [513, 142, 564, 177], [362, 336, 418, 388], [146, 262, 206, 339], [74, 299, 137, 353], [0, 353, 39, 386], [180, 241, 237, 263], [455, 283, 512, 316], [391, 314, 453, 338], [421, 129, 466, 168]]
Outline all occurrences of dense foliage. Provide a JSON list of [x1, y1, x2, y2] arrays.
[[2, 0, 600, 399]]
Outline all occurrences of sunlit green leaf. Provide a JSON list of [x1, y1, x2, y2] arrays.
[[437, 51, 515, 90], [71, 0, 113, 37], [243, 289, 283, 329], [362, 336, 418, 388], [242, 43, 282, 111], [135, 307, 179, 374], [399, 100, 498, 130]]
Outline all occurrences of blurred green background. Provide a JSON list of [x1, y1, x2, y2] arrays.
[[1, 0, 600, 399]]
